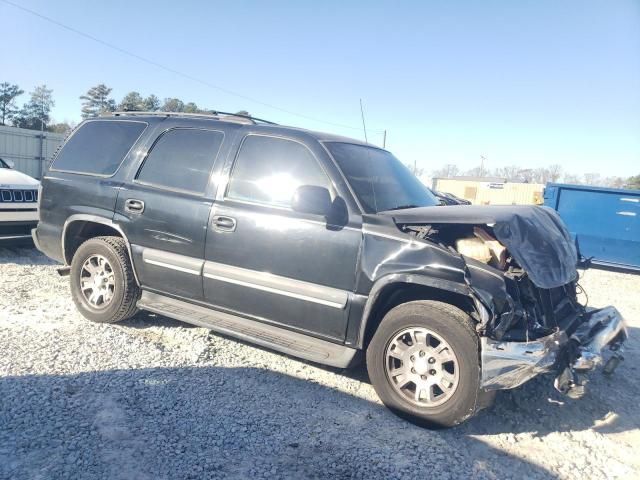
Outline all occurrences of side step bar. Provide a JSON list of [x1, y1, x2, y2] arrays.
[[137, 291, 358, 368]]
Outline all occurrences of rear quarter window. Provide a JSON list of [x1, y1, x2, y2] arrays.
[[51, 120, 147, 176]]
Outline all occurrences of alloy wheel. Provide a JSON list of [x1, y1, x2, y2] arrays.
[[80, 254, 116, 308], [384, 327, 460, 407]]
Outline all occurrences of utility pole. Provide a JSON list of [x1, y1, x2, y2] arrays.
[[39, 96, 45, 179], [382, 130, 387, 148], [480, 155, 486, 177]]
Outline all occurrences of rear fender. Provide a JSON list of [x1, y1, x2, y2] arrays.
[[61, 213, 140, 285]]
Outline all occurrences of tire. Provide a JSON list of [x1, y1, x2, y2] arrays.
[[366, 300, 481, 428], [70, 236, 139, 324]]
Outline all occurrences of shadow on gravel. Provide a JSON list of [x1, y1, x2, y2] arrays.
[[0, 244, 57, 265], [121, 310, 199, 330], [122, 310, 639, 440], [0, 367, 557, 479]]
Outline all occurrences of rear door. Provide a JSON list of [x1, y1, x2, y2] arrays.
[[203, 133, 362, 342], [115, 127, 225, 299]]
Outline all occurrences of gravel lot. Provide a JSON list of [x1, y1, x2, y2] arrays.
[[1, 245, 638, 479]]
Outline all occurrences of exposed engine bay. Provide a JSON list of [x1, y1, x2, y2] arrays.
[[402, 223, 507, 268]]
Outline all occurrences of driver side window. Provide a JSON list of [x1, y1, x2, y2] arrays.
[[226, 135, 331, 208]]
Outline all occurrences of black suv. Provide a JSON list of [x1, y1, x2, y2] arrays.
[[33, 112, 627, 427]]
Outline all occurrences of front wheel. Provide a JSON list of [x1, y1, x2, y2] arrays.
[[366, 300, 481, 428], [70, 236, 139, 324]]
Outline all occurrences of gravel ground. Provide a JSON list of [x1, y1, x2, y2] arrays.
[[1, 245, 638, 480]]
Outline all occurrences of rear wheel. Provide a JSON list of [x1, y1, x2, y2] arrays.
[[70, 236, 139, 324], [366, 300, 481, 428]]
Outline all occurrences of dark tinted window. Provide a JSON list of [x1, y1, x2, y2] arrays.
[[137, 129, 224, 194], [326, 142, 438, 213], [227, 135, 330, 207], [52, 120, 146, 175]]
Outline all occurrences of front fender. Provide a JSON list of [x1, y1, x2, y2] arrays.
[[355, 273, 476, 349], [350, 222, 513, 349]]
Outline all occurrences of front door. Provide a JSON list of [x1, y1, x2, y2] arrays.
[[115, 127, 225, 299], [203, 134, 361, 342]]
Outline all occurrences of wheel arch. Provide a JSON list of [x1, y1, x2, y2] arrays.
[[62, 214, 139, 285], [358, 275, 479, 350]]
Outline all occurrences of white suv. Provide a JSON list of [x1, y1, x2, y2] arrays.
[[0, 158, 40, 242]]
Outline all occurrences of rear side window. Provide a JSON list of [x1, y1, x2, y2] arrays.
[[136, 128, 224, 194], [52, 120, 146, 176], [226, 135, 330, 208]]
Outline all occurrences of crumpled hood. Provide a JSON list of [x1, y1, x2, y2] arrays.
[[385, 205, 578, 289], [0, 169, 40, 188]]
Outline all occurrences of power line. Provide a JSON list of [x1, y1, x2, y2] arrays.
[[359, 99, 368, 143], [1, 0, 384, 134]]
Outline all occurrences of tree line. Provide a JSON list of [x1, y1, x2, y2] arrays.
[[78, 83, 220, 118], [0, 82, 65, 132], [0, 81, 226, 134], [428, 162, 640, 190]]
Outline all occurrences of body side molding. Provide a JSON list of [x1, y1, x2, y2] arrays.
[[203, 261, 349, 309], [142, 247, 203, 275]]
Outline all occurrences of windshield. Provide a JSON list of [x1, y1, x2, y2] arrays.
[[325, 142, 438, 213]]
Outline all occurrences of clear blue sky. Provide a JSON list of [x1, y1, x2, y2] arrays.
[[2, 0, 639, 177]]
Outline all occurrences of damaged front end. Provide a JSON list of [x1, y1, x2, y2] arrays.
[[391, 205, 629, 397], [481, 306, 627, 395]]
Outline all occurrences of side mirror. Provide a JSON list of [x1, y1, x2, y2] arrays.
[[292, 185, 332, 216], [4, 159, 15, 169]]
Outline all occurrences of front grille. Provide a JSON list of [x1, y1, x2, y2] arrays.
[[0, 189, 38, 203]]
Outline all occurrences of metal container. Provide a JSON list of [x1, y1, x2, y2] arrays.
[[433, 177, 544, 205], [544, 183, 640, 271]]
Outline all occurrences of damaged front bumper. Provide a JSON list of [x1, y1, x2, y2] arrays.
[[480, 306, 628, 393]]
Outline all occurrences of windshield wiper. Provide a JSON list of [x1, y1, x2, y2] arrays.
[[386, 204, 421, 211]]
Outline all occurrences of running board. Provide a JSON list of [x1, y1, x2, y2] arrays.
[[137, 291, 358, 368]]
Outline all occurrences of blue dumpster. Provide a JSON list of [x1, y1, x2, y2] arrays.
[[544, 183, 640, 272]]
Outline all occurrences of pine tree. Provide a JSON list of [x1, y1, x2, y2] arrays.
[[80, 84, 116, 118], [162, 98, 185, 112], [143, 94, 160, 111], [118, 91, 145, 111], [0, 82, 24, 125], [12, 85, 55, 130]]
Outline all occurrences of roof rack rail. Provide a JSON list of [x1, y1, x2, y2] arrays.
[[102, 110, 278, 125]]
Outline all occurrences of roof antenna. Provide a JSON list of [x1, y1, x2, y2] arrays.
[[359, 98, 368, 143]]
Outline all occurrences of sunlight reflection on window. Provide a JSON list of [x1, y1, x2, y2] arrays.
[[253, 172, 300, 205]]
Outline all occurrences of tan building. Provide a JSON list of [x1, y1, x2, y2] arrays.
[[433, 177, 544, 205]]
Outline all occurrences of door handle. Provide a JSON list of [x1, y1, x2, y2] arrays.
[[125, 198, 145, 214], [212, 215, 237, 232]]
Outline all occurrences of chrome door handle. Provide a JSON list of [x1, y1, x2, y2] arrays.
[[125, 198, 145, 214], [212, 215, 236, 232]]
